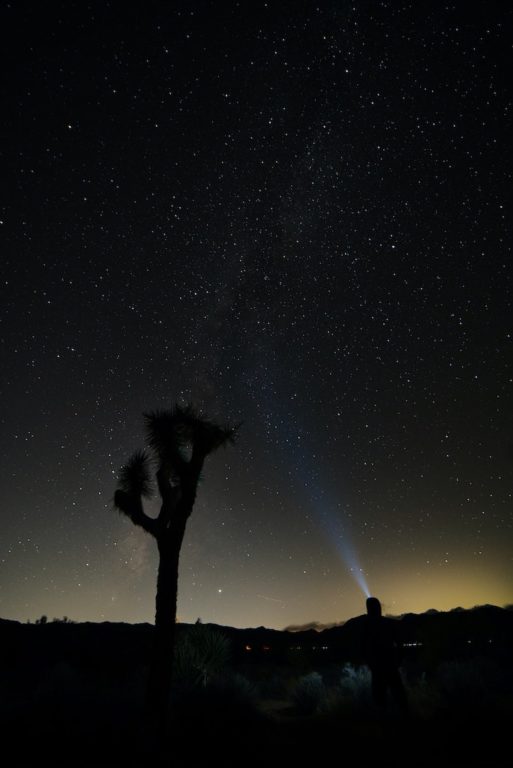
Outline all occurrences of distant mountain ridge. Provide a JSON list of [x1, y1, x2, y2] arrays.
[[1, 603, 512, 669]]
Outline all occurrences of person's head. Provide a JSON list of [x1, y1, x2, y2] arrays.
[[366, 596, 382, 617]]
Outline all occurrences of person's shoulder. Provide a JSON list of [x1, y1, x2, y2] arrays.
[[344, 614, 368, 636]]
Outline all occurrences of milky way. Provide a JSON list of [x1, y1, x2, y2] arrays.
[[1, 1, 512, 628]]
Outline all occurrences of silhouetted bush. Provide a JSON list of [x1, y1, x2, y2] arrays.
[[436, 657, 507, 716], [173, 623, 231, 687], [208, 673, 258, 715], [291, 671, 326, 714], [255, 671, 292, 700], [338, 663, 372, 706], [405, 672, 442, 718]]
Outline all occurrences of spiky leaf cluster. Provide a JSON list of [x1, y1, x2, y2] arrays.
[[113, 404, 239, 529], [145, 405, 238, 463], [117, 450, 153, 498]]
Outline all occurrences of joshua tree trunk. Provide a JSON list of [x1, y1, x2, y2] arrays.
[[147, 519, 187, 724], [113, 405, 237, 743]]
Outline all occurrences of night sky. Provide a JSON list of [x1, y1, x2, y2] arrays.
[[2, 1, 512, 630]]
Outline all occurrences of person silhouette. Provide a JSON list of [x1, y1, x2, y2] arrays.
[[363, 596, 407, 710]]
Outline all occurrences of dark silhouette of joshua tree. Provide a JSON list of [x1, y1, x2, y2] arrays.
[[114, 404, 237, 727]]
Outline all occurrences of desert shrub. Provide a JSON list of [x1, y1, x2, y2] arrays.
[[400, 657, 512, 720], [208, 673, 258, 714], [174, 623, 230, 687], [436, 657, 506, 716], [255, 671, 292, 700], [291, 671, 326, 714], [339, 663, 371, 701], [324, 663, 374, 715], [405, 673, 442, 718]]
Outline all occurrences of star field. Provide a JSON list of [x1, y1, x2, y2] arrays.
[[1, 1, 512, 628]]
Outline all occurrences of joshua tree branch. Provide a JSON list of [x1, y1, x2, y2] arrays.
[[114, 490, 157, 536]]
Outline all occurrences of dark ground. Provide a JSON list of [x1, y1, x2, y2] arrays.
[[2, 612, 512, 766], [4, 696, 510, 767]]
